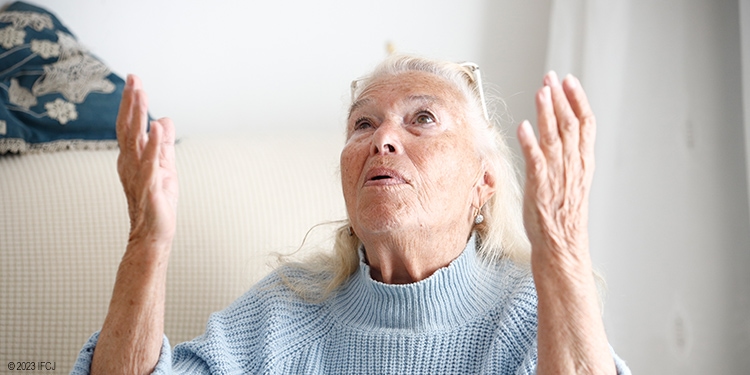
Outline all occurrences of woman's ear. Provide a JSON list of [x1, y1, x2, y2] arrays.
[[472, 167, 497, 209]]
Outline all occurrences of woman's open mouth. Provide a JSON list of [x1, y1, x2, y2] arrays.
[[364, 167, 408, 186]]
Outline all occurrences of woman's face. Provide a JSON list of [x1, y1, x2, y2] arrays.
[[341, 71, 488, 238]]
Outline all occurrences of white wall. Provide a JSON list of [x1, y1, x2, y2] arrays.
[[479, 0, 552, 154], [23, 0, 549, 138]]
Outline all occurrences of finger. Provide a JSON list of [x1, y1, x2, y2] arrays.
[[156, 117, 179, 202], [535, 76, 563, 193], [562, 75, 596, 165], [156, 117, 175, 145], [116, 75, 136, 149], [143, 120, 162, 187], [155, 117, 176, 171], [130, 88, 150, 156], [548, 73, 580, 163], [517, 120, 547, 187], [536, 77, 562, 162]]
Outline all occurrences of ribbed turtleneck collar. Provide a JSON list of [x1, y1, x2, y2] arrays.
[[330, 234, 506, 332]]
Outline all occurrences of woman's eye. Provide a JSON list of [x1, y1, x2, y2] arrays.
[[354, 118, 373, 130], [414, 112, 435, 125]]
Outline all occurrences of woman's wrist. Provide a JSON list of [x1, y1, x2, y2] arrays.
[[122, 237, 173, 270], [531, 238, 592, 270], [530, 243, 598, 302]]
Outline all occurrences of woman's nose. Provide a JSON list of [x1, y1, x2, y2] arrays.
[[370, 121, 403, 156]]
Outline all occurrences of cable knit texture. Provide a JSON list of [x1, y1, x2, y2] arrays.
[[71, 238, 631, 374]]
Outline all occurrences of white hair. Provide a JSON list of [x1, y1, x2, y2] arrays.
[[280, 55, 531, 301]]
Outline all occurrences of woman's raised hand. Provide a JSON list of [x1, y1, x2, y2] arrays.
[[116, 75, 178, 248], [92, 75, 178, 374], [517, 71, 595, 264], [517, 72, 615, 374]]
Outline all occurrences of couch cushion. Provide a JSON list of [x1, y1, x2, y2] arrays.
[[0, 1, 124, 154]]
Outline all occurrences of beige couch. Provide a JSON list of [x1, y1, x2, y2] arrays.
[[0, 133, 347, 372]]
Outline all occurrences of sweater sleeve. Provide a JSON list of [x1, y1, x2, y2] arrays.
[[69, 331, 178, 375], [69, 271, 287, 375], [68, 323, 240, 375]]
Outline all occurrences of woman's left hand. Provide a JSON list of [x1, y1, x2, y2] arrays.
[[517, 72, 615, 374], [517, 71, 595, 266]]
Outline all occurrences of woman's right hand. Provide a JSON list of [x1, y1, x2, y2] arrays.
[[116, 75, 178, 248], [91, 75, 178, 375]]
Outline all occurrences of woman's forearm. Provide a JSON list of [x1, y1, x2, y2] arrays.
[[91, 241, 171, 375], [533, 251, 615, 375]]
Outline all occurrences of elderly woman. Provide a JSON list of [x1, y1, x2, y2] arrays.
[[73, 55, 630, 374]]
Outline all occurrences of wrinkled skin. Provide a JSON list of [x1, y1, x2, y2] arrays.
[[518, 72, 595, 264], [517, 71, 615, 375], [116, 75, 178, 249], [92, 75, 177, 375], [340, 71, 495, 284]]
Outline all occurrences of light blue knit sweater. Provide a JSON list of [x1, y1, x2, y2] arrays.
[[71, 238, 631, 374]]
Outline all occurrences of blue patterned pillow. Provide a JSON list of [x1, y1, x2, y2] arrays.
[[0, 1, 123, 154]]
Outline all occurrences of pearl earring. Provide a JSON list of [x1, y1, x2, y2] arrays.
[[474, 210, 484, 225]]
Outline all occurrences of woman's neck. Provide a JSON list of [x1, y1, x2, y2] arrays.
[[359, 226, 472, 284]]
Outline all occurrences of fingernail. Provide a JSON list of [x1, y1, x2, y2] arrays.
[[564, 74, 577, 89], [545, 70, 559, 86], [520, 120, 533, 138], [126, 74, 134, 87], [541, 86, 551, 102], [149, 120, 159, 135]]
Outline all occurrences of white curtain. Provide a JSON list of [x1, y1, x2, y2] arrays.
[[545, 1, 750, 373], [742, 0, 750, 229]]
